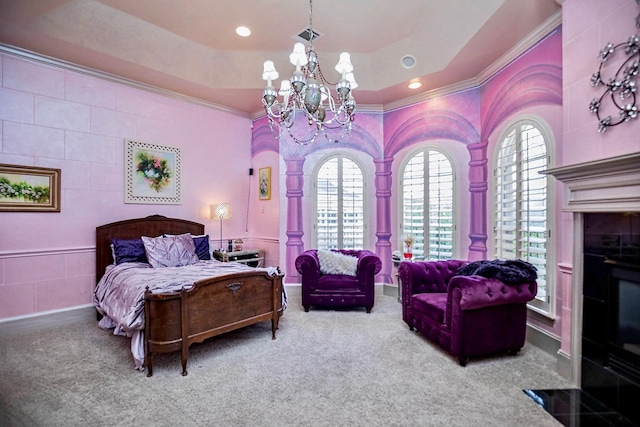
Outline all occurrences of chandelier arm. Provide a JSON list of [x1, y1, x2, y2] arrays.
[[323, 115, 352, 127]]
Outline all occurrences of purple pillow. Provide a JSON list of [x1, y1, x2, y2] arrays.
[[163, 234, 210, 260], [110, 238, 147, 265], [141, 233, 199, 268], [192, 235, 211, 260]]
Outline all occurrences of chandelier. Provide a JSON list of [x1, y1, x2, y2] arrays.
[[261, 0, 356, 145]]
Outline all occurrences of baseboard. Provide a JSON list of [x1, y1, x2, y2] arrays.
[[0, 305, 96, 337], [526, 324, 560, 355], [526, 324, 573, 380], [556, 349, 572, 381], [382, 284, 400, 301]]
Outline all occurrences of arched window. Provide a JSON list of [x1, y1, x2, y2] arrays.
[[494, 120, 552, 313], [315, 155, 365, 249], [401, 149, 454, 260]]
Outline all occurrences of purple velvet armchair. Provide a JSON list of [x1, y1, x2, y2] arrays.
[[295, 249, 382, 313], [398, 259, 537, 366]]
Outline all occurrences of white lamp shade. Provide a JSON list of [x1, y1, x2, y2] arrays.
[[335, 52, 354, 74], [279, 80, 291, 105], [289, 42, 308, 67], [211, 203, 232, 220], [278, 80, 291, 95], [262, 60, 279, 81], [346, 72, 358, 90]]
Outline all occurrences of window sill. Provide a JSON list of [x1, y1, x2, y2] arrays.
[[527, 304, 557, 325]]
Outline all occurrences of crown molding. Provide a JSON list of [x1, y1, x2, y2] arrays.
[[0, 44, 249, 119], [476, 10, 562, 84], [383, 79, 479, 112], [378, 10, 563, 113]]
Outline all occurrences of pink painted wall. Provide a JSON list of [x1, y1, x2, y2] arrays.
[[0, 53, 253, 319], [556, 0, 640, 357], [563, 0, 640, 164]]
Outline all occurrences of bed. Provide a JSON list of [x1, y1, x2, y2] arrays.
[[94, 215, 285, 376]]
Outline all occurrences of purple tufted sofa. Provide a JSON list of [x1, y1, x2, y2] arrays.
[[295, 249, 382, 313], [398, 259, 537, 366]]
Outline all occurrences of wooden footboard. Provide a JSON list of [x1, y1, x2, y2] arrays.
[[144, 269, 283, 377]]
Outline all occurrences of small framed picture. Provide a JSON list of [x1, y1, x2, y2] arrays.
[[0, 164, 61, 212], [125, 139, 181, 204], [259, 167, 271, 200]]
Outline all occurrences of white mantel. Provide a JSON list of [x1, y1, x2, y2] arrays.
[[540, 152, 640, 384], [541, 152, 640, 212]]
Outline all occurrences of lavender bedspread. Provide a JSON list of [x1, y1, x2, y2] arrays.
[[94, 260, 284, 370]]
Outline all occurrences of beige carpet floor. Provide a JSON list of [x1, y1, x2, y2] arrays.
[[0, 287, 572, 426]]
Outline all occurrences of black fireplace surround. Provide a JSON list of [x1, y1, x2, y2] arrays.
[[582, 212, 640, 425]]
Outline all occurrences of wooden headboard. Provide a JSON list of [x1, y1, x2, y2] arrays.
[[95, 215, 205, 283]]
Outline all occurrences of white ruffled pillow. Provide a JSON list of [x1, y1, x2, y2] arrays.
[[317, 250, 358, 276], [141, 233, 199, 268]]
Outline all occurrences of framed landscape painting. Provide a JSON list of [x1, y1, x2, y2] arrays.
[[125, 139, 181, 204], [0, 164, 61, 212], [259, 167, 271, 200]]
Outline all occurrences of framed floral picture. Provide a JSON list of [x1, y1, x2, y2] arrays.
[[259, 167, 271, 200], [125, 139, 181, 204], [0, 164, 61, 212]]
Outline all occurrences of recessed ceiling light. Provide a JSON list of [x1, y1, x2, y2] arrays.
[[236, 26, 251, 37], [401, 54, 416, 69], [408, 81, 422, 90]]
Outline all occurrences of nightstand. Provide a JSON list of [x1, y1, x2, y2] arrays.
[[212, 249, 264, 267]]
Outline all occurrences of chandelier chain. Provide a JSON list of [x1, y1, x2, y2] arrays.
[[308, 0, 314, 45]]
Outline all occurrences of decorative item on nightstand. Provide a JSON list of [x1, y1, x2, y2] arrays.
[[210, 203, 232, 251], [403, 235, 414, 260], [213, 249, 264, 268]]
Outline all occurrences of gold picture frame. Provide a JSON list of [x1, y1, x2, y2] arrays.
[[258, 167, 271, 200], [0, 164, 61, 212], [125, 139, 181, 204]]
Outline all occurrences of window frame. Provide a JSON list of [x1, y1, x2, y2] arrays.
[[490, 117, 556, 317], [398, 145, 458, 261], [312, 153, 368, 250]]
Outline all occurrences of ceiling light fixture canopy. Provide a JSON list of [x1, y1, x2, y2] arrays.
[[261, 0, 356, 145]]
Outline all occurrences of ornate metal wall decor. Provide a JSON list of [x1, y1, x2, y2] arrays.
[[589, 3, 640, 132]]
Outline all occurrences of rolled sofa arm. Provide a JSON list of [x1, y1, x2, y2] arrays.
[[356, 250, 382, 277], [447, 275, 537, 311], [295, 250, 320, 289]]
